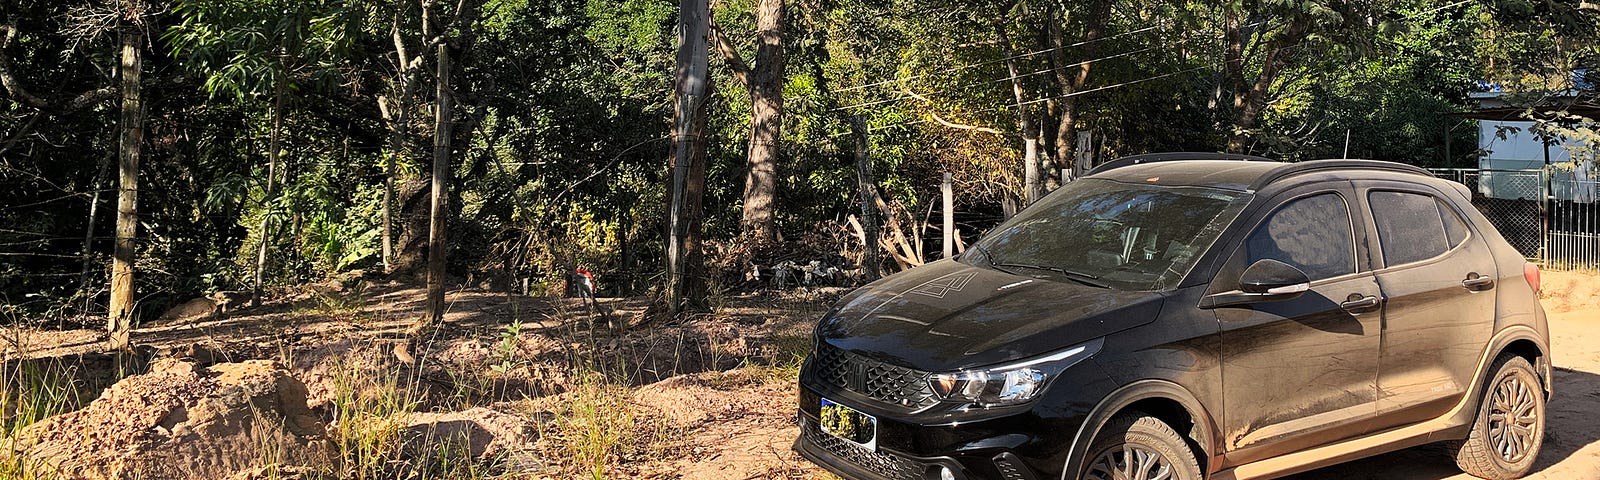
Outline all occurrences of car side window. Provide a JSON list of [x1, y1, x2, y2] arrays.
[[1246, 193, 1356, 281], [1369, 191, 1450, 266], [1438, 199, 1470, 248]]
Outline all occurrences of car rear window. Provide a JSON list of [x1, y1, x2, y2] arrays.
[[1439, 199, 1470, 248], [1246, 193, 1356, 281], [1369, 191, 1451, 266]]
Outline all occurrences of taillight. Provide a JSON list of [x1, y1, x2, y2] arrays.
[[1524, 262, 1541, 294]]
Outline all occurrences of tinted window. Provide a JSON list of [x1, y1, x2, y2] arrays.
[[1246, 193, 1355, 281], [968, 178, 1250, 291], [1439, 199, 1470, 248], [1369, 191, 1450, 266]]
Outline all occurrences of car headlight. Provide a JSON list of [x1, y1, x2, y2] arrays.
[[929, 338, 1103, 408]]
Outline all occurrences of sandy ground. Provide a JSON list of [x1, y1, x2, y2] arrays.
[[5, 271, 1597, 479]]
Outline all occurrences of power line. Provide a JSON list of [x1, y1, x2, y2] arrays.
[[834, 25, 1166, 94], [1405, 0, 1473, 19], [833, 19, 1272, 101], [831, 20, 1275, 113], [848, 39, 1316, 136], [832, 45, 1164, 111]]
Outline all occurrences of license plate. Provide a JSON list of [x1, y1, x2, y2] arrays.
[[820, 398, 877, 450]]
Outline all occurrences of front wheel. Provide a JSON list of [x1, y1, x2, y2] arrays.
[[1451, 355, 1545, 479], [1081, 412, 1202, 480]]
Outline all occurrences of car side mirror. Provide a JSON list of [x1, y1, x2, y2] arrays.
[[1240, 259, 1311, 295], [1201, 259, 1311, 309]]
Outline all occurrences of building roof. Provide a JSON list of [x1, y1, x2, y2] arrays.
[[1458, 90, 1600, 121]]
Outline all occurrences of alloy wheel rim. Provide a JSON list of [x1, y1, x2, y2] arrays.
[[1085, 444, 1175, 480], [1487, 374, 1540, 463]]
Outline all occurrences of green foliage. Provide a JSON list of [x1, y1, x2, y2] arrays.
[[166, 0, 362, 99], [1, 0, 1597, 322]]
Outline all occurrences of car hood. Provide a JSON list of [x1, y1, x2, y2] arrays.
[[818, 259, 1165, 372]]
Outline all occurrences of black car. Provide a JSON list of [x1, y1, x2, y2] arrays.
[[794, 154, 1551, 480]]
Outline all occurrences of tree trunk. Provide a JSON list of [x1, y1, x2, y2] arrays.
[[996, 21, 1040, 205], [381, 98, 397, 272], [425, 43, 453, 325], [251, 79, 285, 307], [383, 8, 420, 273], [668, 0, 710, 313], [849, 115, 880, 281], [107, 29, 142, 350], [1048, 0, 1108, 181], [1224, 9, 1306, 153], [737, 0, 784, 242], [80, 152, 111, 319]]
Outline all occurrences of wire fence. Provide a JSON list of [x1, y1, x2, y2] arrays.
[[1430, 167, 1600, 271]]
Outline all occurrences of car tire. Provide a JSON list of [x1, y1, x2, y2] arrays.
[[1080, 411, 1202, 480], [1451, 355, 1545, 480]]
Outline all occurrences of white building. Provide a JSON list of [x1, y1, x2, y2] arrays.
[[1468, 90, 1598, 202]]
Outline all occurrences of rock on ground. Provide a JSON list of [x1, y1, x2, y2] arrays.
[[402, 407, 542, 470], [12, 359, 332, 479]]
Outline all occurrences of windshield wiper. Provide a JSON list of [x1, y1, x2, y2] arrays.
[[990, 261, 1110, 288]]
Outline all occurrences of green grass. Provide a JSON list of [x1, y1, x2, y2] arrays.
[[325, 356, 421, 479], [0, 356, 81, 480]]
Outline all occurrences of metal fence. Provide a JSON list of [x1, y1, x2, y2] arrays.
[[1430, 167, 1600, 271]]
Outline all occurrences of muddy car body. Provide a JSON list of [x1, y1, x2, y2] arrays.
[[794, 154, 1552, 480]]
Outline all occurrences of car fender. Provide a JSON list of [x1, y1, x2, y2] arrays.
[[1059, 379, 1219, 480], [1480, 325, 1552, 397]]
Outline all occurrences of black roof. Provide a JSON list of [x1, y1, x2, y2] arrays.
[[1087, 154, 1435, 191]]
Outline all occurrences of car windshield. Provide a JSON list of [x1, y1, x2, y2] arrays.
[[966, 178, 1251, 291]]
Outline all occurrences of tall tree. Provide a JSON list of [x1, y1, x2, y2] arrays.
[[711, 0, 784, 242], [1047, 0, 1109, 179], [995, 12, 1040, 204], [1216, 1, 1386, 153], [378, 3, 423, 273], [668, 0, 711, 313]]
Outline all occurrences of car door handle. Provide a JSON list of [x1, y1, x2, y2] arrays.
[[1463, 274, 1495, 291], [1340, 294, 1381, 313]]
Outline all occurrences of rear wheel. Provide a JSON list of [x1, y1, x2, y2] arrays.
[[1081, 412, 1201, 480], [1451, 355, 1545, 479]]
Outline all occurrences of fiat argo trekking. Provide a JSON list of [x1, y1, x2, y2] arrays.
[[794, 153, 1551, 480]]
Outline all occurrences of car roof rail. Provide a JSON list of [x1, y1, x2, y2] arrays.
[[1248, 159, 1436, 190], [1086, 152, 1277, 175]]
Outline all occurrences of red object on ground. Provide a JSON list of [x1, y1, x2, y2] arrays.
[[575, 268, 596, 295]]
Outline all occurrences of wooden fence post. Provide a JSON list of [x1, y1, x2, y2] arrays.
[[942, 172, 954, 259], [851, 115, 881, 281]]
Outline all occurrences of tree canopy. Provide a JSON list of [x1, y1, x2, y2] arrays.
[[1, 0, 1596, 322]]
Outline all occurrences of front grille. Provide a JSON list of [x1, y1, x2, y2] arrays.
[[813, 343, 940, 410], [801, 416, 924, 480]]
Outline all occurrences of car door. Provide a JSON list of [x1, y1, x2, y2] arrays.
[[1358, 183, 1498, 428], [1207, 184, 1384, 466]]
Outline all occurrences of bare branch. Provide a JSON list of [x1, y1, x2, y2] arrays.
[[0, 25, 52, 110], [0, 112, 40, 156], [709, 24, 751, 88], [903, 89, 1003, 135]]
